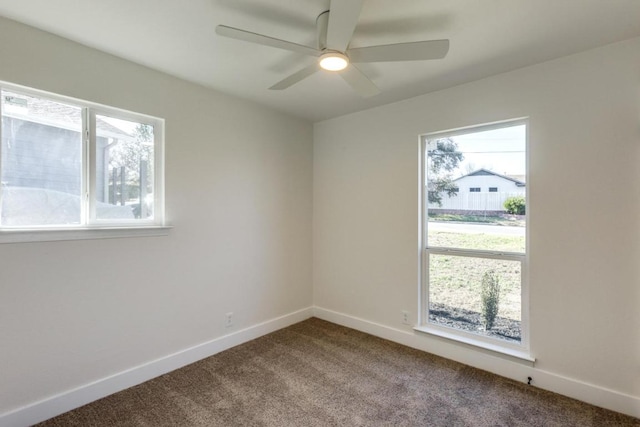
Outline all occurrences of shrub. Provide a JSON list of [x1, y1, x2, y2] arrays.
[[481, 270, 500, 330], [503, 196, 526, 215]]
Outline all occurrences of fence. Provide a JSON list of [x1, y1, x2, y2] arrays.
[[428, 191, 523, 212], [107, 160, 149, 218]]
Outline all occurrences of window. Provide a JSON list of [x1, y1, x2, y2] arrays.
[[0, 84, 164, 236], [420, 120, 528, 357]]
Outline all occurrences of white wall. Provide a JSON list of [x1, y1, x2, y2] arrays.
[[0, 17, 313, 416], [314, 36, 640, 413], [2, 12, 640, 422]]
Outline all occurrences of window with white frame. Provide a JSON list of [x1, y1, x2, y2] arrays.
[[0, 84, 164, 231], [420, 120, 528, 355]]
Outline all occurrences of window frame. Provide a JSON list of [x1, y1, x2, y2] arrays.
[[417, 118, 531, 361], [0, 81, 168, 243]]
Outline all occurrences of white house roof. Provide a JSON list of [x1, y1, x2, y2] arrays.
[[454, 168, 525, 187]]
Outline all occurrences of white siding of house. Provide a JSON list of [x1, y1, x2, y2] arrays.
[[430, 191, 523, 211], [455, 174, 524, 194], [429, 174, 525, 211]]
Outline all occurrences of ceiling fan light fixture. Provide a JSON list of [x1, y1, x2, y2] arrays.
[[319, 52, 349, 71]]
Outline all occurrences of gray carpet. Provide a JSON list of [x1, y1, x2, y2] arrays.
[[37, 318, 639, 426]]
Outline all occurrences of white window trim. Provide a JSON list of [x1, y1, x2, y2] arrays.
[[413, 323, 535, 363], [418, 118, 530, 359], [0, 81, 167, 243], [0, 226, 172, 244]]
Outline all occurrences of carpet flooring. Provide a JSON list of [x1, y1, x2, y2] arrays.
[[37, 318, 639, 426]]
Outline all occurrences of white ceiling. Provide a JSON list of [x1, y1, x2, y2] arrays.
[[0, 0, 638, 122]]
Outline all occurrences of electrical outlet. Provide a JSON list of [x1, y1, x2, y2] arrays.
[[225, 312, 234, 328], [401, 310, 411, 325]]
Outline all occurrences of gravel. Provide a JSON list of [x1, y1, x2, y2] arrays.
[[429, 302, 521, 343]]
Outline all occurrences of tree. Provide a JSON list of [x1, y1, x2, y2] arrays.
[[427, 138, 464, 206], [108, 124, 152, 171], [103, 123, 154, 214], [107, 124, 153, 192]]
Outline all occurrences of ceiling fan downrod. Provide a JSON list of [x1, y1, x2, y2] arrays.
[[316, 10, 349, 71]]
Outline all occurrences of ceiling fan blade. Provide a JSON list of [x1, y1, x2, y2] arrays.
[[216, 25, 319, 56], [269, 63, 319, 90], [326, 0, 364, 52], [348, 39, 450, 63], [339, 65, 380, 98]]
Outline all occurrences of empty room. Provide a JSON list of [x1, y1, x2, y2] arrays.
[[1, 1, 639, 426]]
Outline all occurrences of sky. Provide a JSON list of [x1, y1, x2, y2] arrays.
[[429, 124, 526, 179]]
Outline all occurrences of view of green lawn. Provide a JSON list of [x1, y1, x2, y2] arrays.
[[428, 229, 525, 253], [428, 230, 524, 321]]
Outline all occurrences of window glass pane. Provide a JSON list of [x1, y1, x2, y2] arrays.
[[95, 115, 154, 221], [429, 253, 521, 343], [1, 90, 82, 226], [426, 124, 526, 253], [427, 228, 525, 253]]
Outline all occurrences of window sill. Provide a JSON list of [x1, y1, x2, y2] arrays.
[[414, 324, 535, 364], [0, 225, 172, 244]]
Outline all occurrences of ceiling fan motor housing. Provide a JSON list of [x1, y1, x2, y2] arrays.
[[319, 51, 349, 71]]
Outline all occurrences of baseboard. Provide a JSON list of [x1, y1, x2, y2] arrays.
[[313, 306, 640, 419], [0, 307, 314, 427], [4, 306, 638, 426]]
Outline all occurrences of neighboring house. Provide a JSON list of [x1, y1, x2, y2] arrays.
[[454, 168, 525, 194], [430, 168, 525, 212], [2, 95, 134, 196], [1, 95, 137, 223]]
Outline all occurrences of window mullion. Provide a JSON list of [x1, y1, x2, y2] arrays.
[[87, 109, 97, 225], [152, 120, 164, 225], [0, 88, 3, 227], [426, 246, 525, 261], [419, 138, 429, 325], [80, 108, 88, 225]]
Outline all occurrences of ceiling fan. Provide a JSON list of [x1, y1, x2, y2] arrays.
[[215, 0, 449, 97]]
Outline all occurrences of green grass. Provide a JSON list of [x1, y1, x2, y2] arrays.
[[428, 213, 525, 227], [428, 231, 524, 321], [428, 231, 525, 253]]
